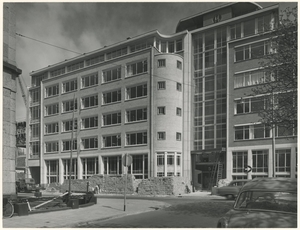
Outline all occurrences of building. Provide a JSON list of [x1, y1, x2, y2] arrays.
[[27, 2, 297, 189], [3, 3, 22, 196]]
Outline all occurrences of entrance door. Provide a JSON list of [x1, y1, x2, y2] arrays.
[[202, 172, 210, 190]]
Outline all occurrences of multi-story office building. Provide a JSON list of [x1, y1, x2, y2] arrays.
[[27, 2, 297, 189]]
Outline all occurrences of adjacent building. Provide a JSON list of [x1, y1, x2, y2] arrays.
[[26, 2, 297, 189]]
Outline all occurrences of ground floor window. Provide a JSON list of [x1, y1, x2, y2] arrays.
[[46, 160, 59, 184], [103, 156, 122, 175], [128, 154, 148, 179], [275, 149, 291, 173], [63, 159, 78, 180], [156, 152, 181, 177], [252, 150, 268, 173], [232, 151, 248, 173], [82, 157, 99, 179]]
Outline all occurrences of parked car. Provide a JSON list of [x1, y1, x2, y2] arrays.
[[217, 177, 297, 228], [217, 179, 250, 199], [16, 178, 37, 192]]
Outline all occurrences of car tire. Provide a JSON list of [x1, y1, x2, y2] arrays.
[[226, 194, 234, 200]]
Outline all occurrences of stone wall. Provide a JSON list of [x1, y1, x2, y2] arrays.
[[58, 175, 191, 196]]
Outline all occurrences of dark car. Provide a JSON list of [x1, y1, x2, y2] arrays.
[[217, 179, 250, 199], [217, 177, 297, 228], [16, 178, 37, 192]]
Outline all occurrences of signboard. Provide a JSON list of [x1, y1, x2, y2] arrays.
[[122, 154, 132, 167]]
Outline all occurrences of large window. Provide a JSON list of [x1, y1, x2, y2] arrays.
[[62, 119, 77, 132], [243, 19, 256, 37], [45, 141, 59, 153], [30, 106, 40, 120], [81, 73, 98, 88], [235, 126, 250, 140], [67, 61, 84, 72], [276, 149, 291, 173], [86, 55, 104, 66], [103, 89, 121, 104], [62, 99, 78, 113], [46, 160, 59, 184], [82, 137, 98, 150], [234, 70, 269, 88], [156, 152, 181, 177], [102, 134, 121, 148], [30, 124, 40, 139], [232, 151, 248, 173], [51, 68, 65, 78], [62, 79, 77, 93], [126, 132, 147, 145], [45, 103, 59, 116], [107, 47, 127, 60], [235, 96, 266, 114], [126, 108, 147, 123], [103, 156, 122, 175], [82, 158, 99, 179], [62, 140, 77, 151], [45, 84, 59, 98], [30, 89, 40, 104], [45, 123, 58, 134], [126, 60, 148, 77], [126, 84, 147, 100], [30, 141, 40, 158], [102, 67, 121, 83], [63, 159, 77, 180], [81, 95, 98, 109], [127, 154, 148, 179], [235, 41, 271, 62], [235, 124, 270, 140], [102, 112, 121, 126], [81, 116, 98, 129], [252, 150, 268, 173]]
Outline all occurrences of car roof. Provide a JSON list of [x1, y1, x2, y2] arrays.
[[240, 177, 297, 192]]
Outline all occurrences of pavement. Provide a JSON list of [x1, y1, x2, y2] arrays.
[[2, 191, 217, 228]]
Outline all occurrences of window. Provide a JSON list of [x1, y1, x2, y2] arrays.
[[235, 125, 249, 140], [103, 89, 121, 105], [62, 140, 77, 151], [30, 124, 40, 138], [161, 42, 166, 52], [177, 82, 182, 91], [86, 55, 104, 66], [102, 112, 121, 126], [62, 99, 78, 113], [235, 41, 270, 62], [157, 154, 164, 166], [230, 23, 242, 40], [62, 119, 77, 132], [126, 132, 147, 145], [102, 134, 121, 148], [127, 154, 148, 179], [167, 155, 174, 165], [234, 70, 271, 88], [45, 85, 59, 98], [176, 39, 183, 51], [168, 41, 175, 53], [126, 108, 147, 123], [46, 160, 59, 183], [103, 156, 122, 175], [176, 132, 181, 141], [81, 95, 98, 109], [130, 39, 152, 52], [50, 68, 65, 78], [82, 137, 98, 149], [45, 141, 59, 153], [158, 59, 166, 67], [157, 106, 165, 115], [102, 67, 121, 83], [276, 149, 291, 173], [126, 60, 147, 77], [232, 151, 248, 173], [45, 103, 59, 116], [243, 19, 256, 37], [157, 152, 180, 177], [63, 159, 77, 180], [258, 14, 273, 33], [158, 132, 166, 140], [235, 96, 265, 114], [126, 84, 147, 100], [62, 79, 77, 93], [177, 60, 182, 70], [252, 150, 268, 173], [30, 89, 40, 104], [30, 106, 40, 120], [176, 107, 182, 116], [81, 73, 98, 88], [253, 124, 271, 139], [157, 81, 166, 90], [45, 123, 58, 134], [67, 61, 84, 72], [82, 157, 99, 179], [81, 116, 98, 129], [107, 47, 127, 60]]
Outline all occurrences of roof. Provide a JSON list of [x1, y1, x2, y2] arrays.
[[240, 178, 297, 192]]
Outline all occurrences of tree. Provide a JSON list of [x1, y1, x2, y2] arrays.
[[252, 6, 297, 135]]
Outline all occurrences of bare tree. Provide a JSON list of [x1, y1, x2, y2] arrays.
[[252, 7, 297, 135]]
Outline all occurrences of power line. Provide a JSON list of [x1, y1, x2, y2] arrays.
[[16, 33, 83, 55]]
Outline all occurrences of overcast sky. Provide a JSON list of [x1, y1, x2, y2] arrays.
[[14, 1, 276, 121]]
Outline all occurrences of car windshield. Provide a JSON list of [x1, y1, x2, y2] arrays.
[[234, 191, 297, 213]]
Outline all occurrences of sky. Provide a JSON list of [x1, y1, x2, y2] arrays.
[[14, 1, 277, 121]]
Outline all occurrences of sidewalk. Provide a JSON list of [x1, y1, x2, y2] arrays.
[[3, 197, 168, 228]]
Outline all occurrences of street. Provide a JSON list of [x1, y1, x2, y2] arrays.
[[74, 196, 234, 228]]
